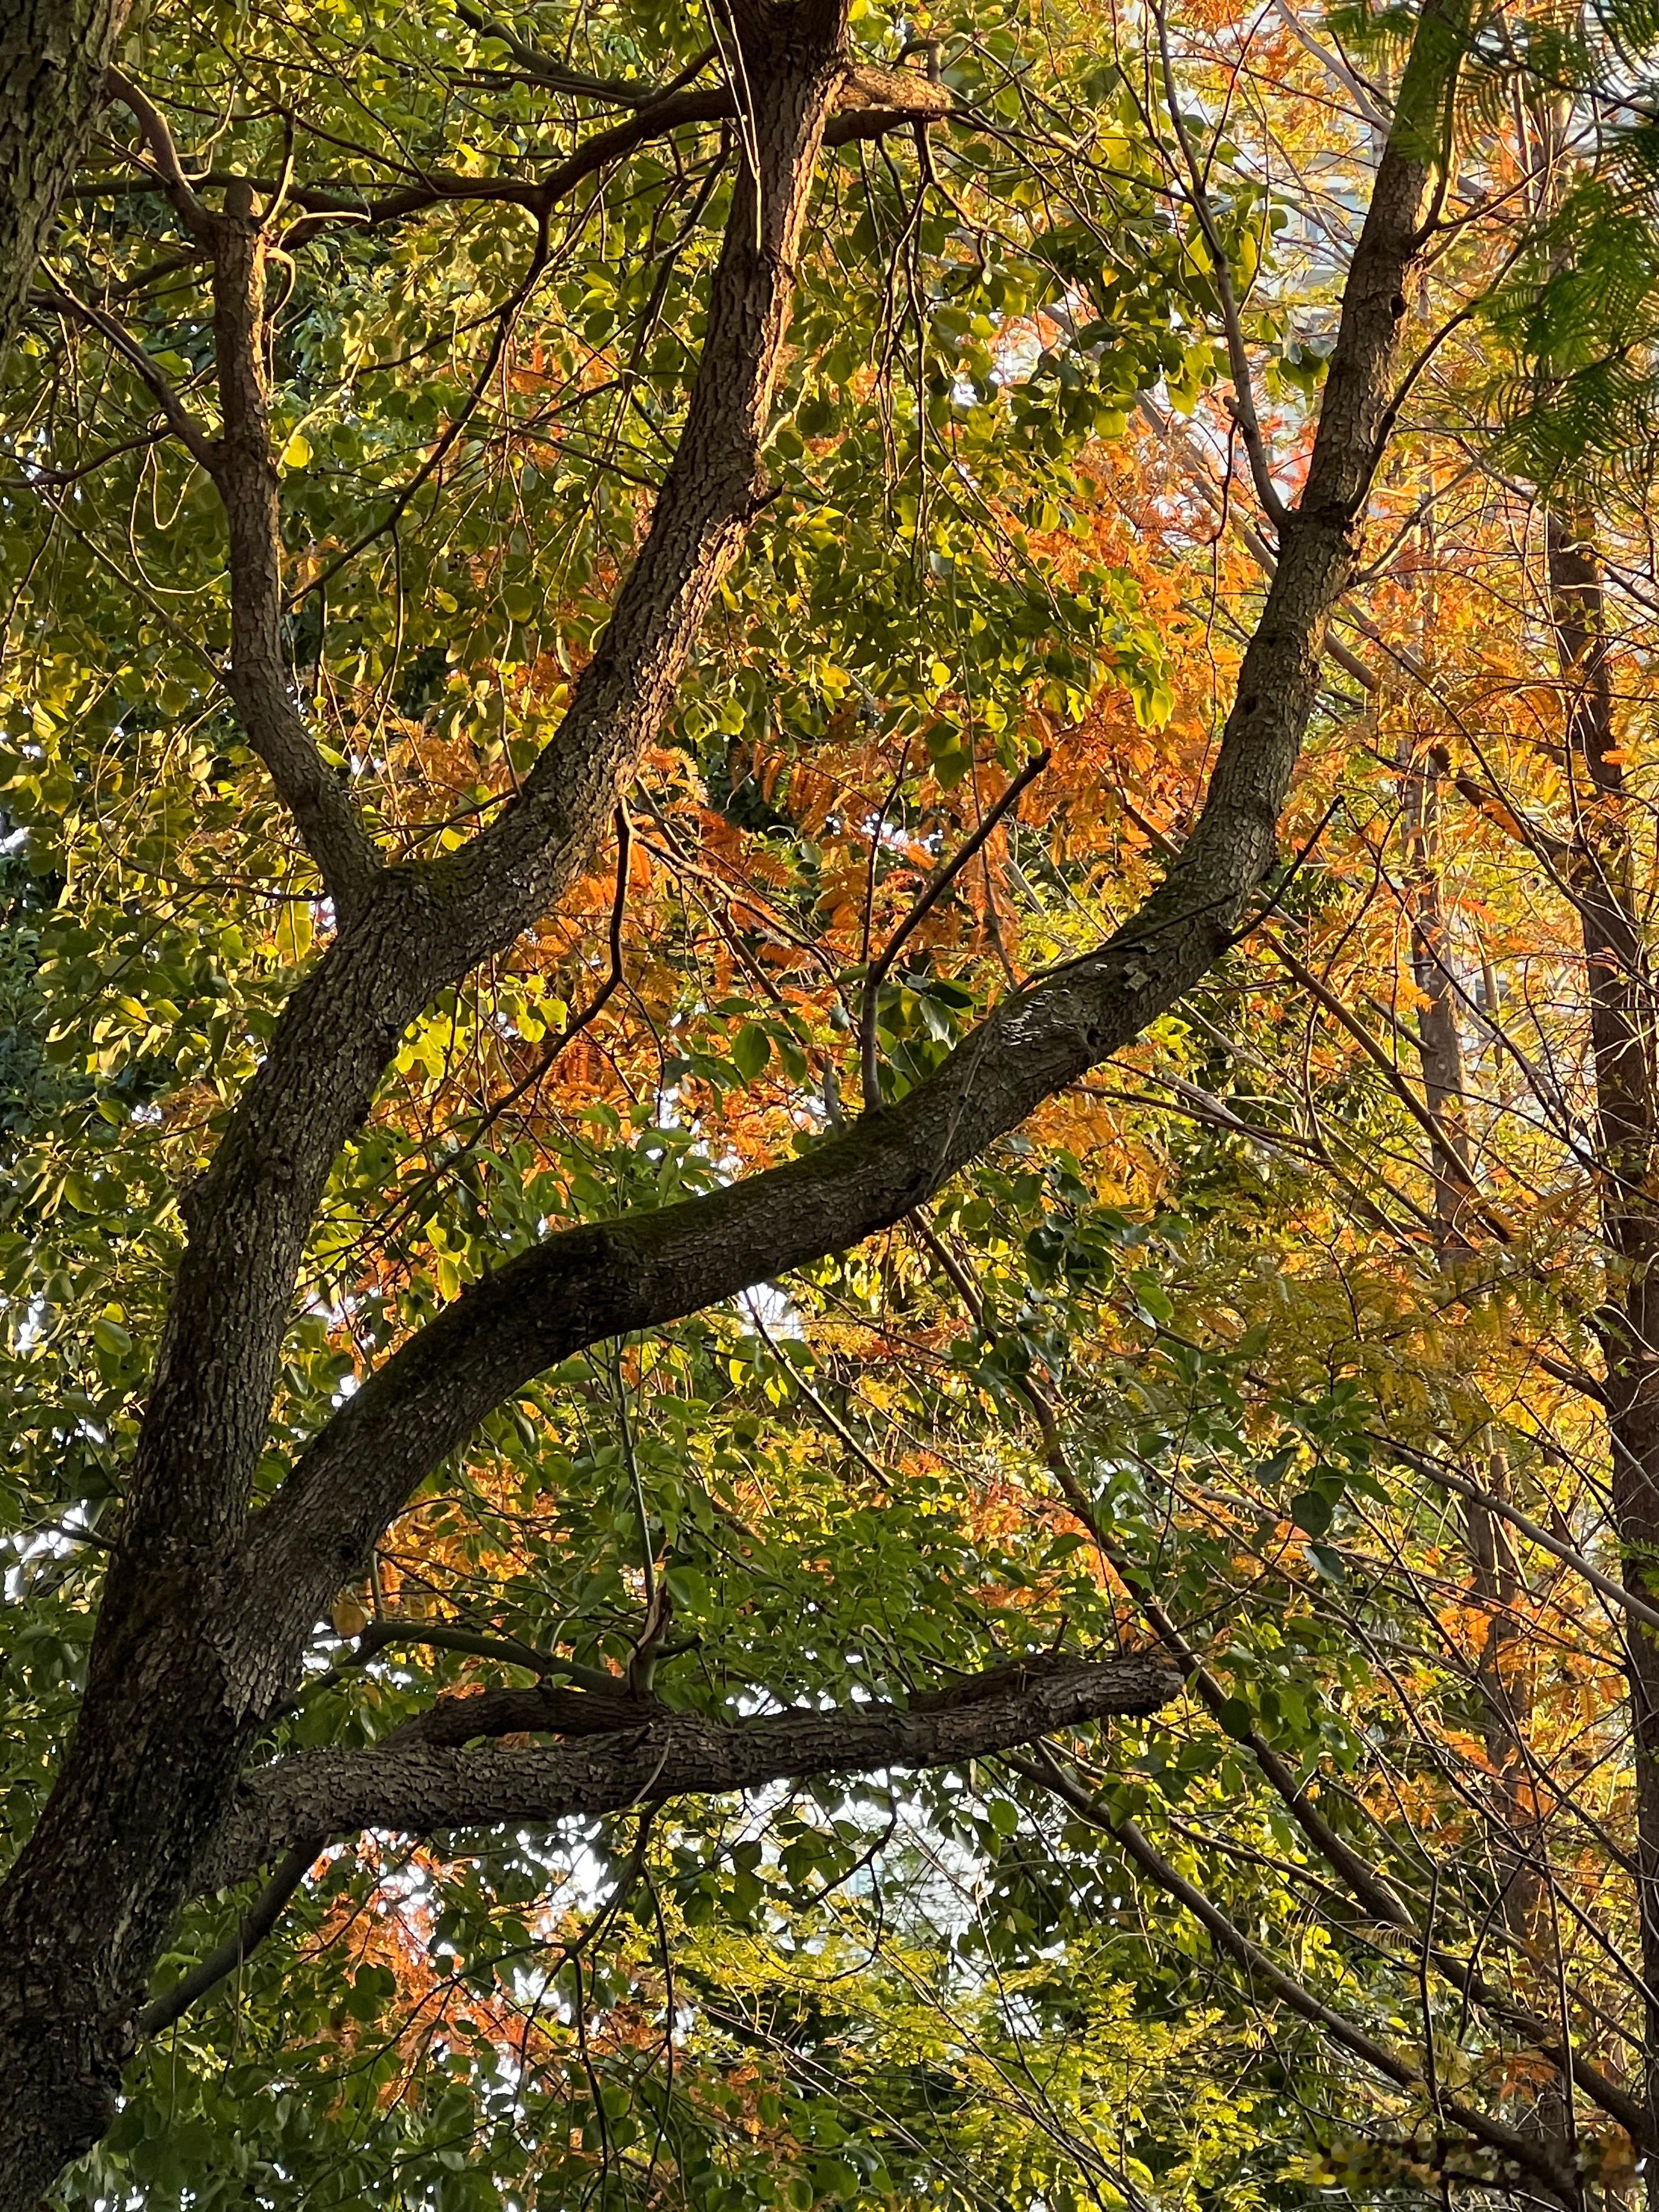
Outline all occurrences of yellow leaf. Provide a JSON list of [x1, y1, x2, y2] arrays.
[[332, 1594, 367, 1639]]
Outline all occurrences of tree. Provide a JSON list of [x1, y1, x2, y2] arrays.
[[3, 0, 1612, 2200]]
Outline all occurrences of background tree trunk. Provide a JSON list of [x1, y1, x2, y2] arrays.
[[1550, 507, 1659, 2188]]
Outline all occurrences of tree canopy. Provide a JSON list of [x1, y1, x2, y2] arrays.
[[5, 0, 1659, 2207]]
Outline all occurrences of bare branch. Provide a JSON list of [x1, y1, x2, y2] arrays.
[[37, 278, 217, 468], [1153, 9, 1289, 530], [1020, 1752, 1587, 2207], [1020, 1407, 1655, 2153], [104, 64, 212, 239], [138, 1839, 320, 2038]]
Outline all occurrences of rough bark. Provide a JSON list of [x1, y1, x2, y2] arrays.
[[0, 0, 1467, 2196], [0, 13, 856, 2196], [0, 0, 132, 356], [206, 182, 382, 922], [205, 1655, 1179, 1893]]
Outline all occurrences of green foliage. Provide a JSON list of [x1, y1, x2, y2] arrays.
[[0, 0, 1641, 2204]]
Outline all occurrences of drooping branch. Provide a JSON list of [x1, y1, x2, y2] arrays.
[[859, 748, 1049, 1108], [1036, 1410, 1655, 2154], [1018, 1751, 1585, 2207], [204, 1654, 1178, 1892], [454, 5, 715, 106]]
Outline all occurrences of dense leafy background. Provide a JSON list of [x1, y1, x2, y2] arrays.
[[3, 0, 1657, 2205]]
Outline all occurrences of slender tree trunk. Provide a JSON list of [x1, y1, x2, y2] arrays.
[[1548, 508, 1659, 2186], [1402, 740, 1476, 1258], [0, 0, 131, 354], [1400, 730, 1565, 2159]]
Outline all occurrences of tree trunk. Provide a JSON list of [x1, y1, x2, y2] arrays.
[[0, 14, 853, 2194], [1402, 742, 1476, 1259], [1400, 730, 1567, 2157], [1548, 508, 1659, 2186], [0, 0, 132, 355]]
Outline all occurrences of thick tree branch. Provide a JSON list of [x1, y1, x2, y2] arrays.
[[204, 181, 381, 922], [205, 1654, 1177, 1891], [281, 69, 950, 245], [0, 7, 1469, 2194], [239, 0, 1469, 1683], [0, 32, 868, 2157], [120, 11, 855, 1602]]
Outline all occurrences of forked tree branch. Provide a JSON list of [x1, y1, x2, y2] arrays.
[[0, 38, 872, 2135], [241, 0, 1469, 1672], [80, 70, 953, 248], [108, 12, 860, 1594], [0, 4, 1479, 2198]]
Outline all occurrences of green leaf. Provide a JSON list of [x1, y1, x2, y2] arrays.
[[731, 1022, 771, 1081], [1289, 1489, 1336, 1538]]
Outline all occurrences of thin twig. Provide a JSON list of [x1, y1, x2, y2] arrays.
[[859, 749, 1049, 1107]]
